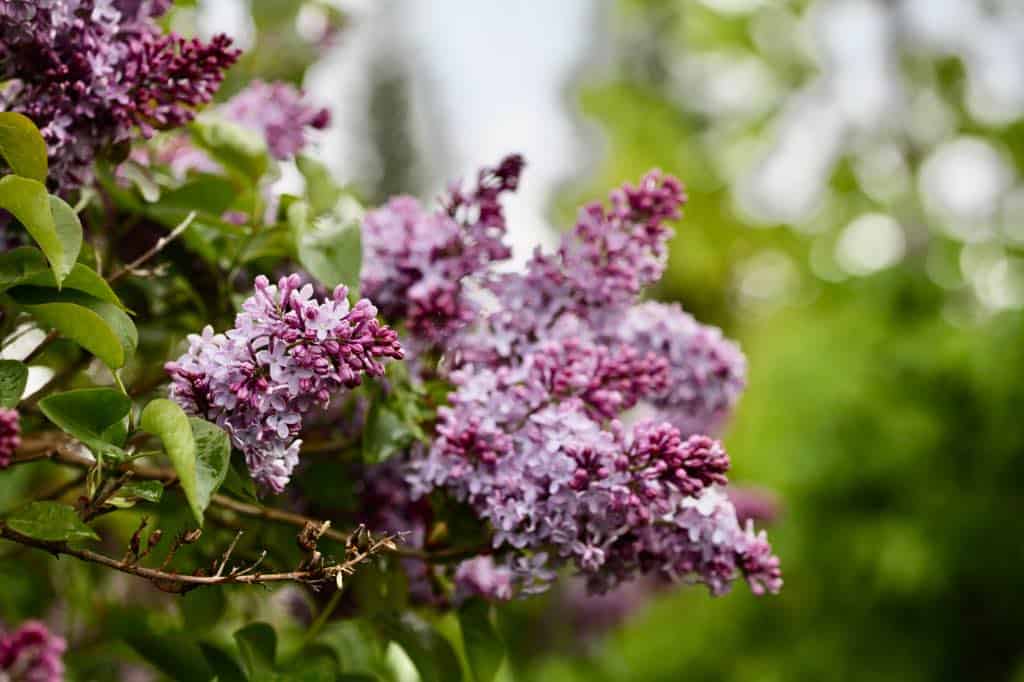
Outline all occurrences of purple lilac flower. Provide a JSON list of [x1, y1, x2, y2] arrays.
[[360, 154, 523, 346], [402, 166, 780, 598], [220, 80, 330, 160], [0, 408, 21, 469], [454, 556, 514, 602], [0, 0, 239, 191], [610, 301, 746, 436], [0, 620, 66, 682], [166, 274, 402, 492], [728, 486, 781, 525]]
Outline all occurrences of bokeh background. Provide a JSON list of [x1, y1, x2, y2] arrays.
[[17, 0, 1024, 679]]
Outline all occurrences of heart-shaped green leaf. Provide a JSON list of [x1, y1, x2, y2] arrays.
[[0, 112, 48, 182], [189, 418, 231, 521], [234, 622, 277, 680], [0, 360, 28, 408], [140, 399, 202, 525], [375, 613, 463, 682], [38, 388, 131, 459], [3, 501, 99, 542], [458, 599, 505, 682]]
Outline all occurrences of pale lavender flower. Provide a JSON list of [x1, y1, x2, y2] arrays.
[[0, 408, 21, 469], [611, 301, 746, 436], [0, 620, 66, 682], [220, 80, 330, 160], [454, 556, 514, 602], [166, 274, 402, 492], [0, 0, 239, 191]]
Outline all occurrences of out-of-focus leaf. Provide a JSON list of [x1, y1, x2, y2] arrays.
[[277, 644, 341, 681], [0, 176, 80, 285], [290, 197, 363, 293], [458, 599, 504, 682], [3, 502, 99, 542], [199, 642, 247, 682], [362, 404, 414, 464], [190, 117, 269, 183], [181, 587, 226, 633], [0, 111, 48, 181], [38, 388, 131, 459], [140, 399, 203, 525], [376, 613, 462, 682], [9, 286, 137, 368], [0, 360, 28, 408], [234, 622, 277, 680], [120, 625, 213, 681], [297, 154, 343, 216]]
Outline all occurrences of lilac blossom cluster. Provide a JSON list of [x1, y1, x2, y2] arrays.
[[402, 165, 781, 598], [166, 275, 402, 492], [0, 620, 65, 682], [360, 154, 523, 346], [0, 408, 21, 469], [0, 0, 239, 190]]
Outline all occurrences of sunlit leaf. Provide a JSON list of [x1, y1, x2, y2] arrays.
[[3, 502, 99, 542]]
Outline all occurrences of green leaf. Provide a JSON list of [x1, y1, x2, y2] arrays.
[[0, 176, 81, 285], [277, 645, 340, 682], [3, 501, 99, 542], [109, 480, 164, 508], [458, 600, 504, 682], [181, 587, 226, 633], [296, 154, 343, 216], [190, 418, 232, 518], [8, 286, 137, 368], [0, 247, 49, 291], [362, 404, 414, 464], [376, 613, 463, 682], [38, 388, 131, 458], [190, 117, 269, 183], [120, 627, 213, 682], [290, 197, 363, 293], [234, 622, 277, 681], [0, 112, 48, 182], [20, 262, 124, 307], [0, 360, 28, 408], [199, 642, 247, 682], [221, 450, 259, 503], [140, 399, 202, 525]]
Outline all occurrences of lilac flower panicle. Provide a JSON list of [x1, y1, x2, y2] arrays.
[[166, 274, 402, 492], [220, 80, 331, 160], [454, 556, 514, 602], [361, 154, 524, 346], [0, 408, 21, 469], [0, 0, 239, 190], [0, 620, 66, 682], [396, 162, 780, 599]]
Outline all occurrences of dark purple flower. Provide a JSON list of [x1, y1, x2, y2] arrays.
[[0, 0, 240, 191], [0, 408, 21, 469]]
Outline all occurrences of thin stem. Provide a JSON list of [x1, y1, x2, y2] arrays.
[[107, 211, 196, 283]]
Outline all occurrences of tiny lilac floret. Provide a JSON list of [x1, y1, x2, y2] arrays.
[[0, 620, 66, 682], [0, 408, 21, 469]]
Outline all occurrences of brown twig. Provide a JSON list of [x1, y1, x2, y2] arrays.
[[0, 521, 396, 593], [10, 433, 479, 562]]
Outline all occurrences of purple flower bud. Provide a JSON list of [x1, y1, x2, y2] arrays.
[[0, 408, 21, 469]]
